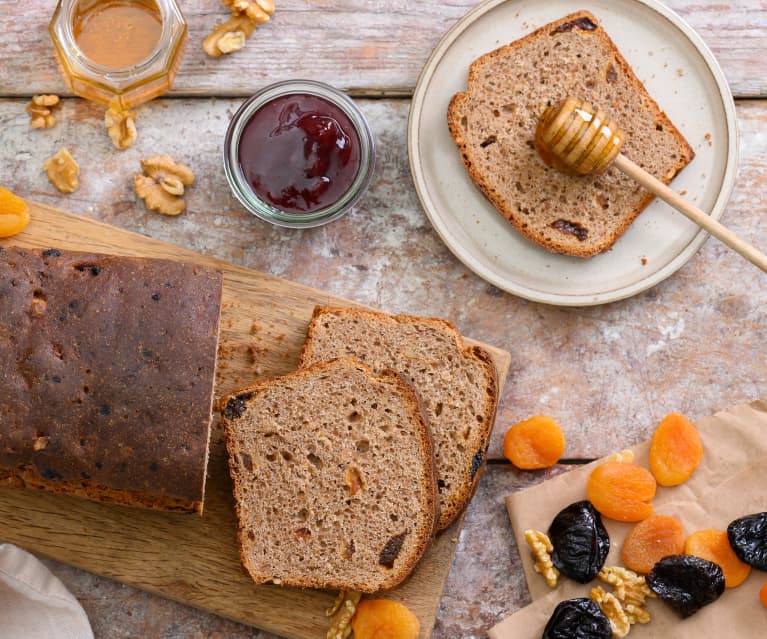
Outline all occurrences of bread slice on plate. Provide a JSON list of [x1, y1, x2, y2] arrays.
[[220, 358, 439, 593], [299, 306, 499, 531], [447, 10, 695, 257]]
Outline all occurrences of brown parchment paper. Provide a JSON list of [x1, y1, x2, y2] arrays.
[[489, 400, 767, 639]]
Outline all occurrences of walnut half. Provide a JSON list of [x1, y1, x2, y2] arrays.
[[105, 102, 137, 150], [44, 148, 80, 193], [203, 15, 257, 57], [524, 529, 560, 588], [203, 0, 275, 57], [26, 95, 60, 129], [134, 155, 195, 216]]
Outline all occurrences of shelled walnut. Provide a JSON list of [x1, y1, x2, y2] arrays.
[[326, 591, 361, 639], [134, 155, 195, 216], [105, 102, 137, 150], [203, 0, 275, 57], [44, 148, 80, 193], [525, 529, 560, 588], [26, 95, 61, 129], [224, 0, 275, 23]]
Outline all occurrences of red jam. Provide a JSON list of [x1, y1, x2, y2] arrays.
[[238, 93, 361, 213]]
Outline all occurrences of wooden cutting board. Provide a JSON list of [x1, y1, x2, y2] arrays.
[[0, 201, 511, 639]]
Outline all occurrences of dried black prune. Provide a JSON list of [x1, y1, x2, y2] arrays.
[[542, 598, 611, 639], [646, 554, 725, 618], [727, 512, 767, 570], [548, 500, 610, 583]]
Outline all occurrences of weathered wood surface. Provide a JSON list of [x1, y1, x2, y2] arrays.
[[0, 0, 765, 98], [1, 97, 765, 463]]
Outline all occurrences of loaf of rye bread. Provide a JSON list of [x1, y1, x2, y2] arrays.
[[299, 306, 498, 531], [0, 247, 222, 513], [221, 358, 439, 592], [447, 11, 695, 257]]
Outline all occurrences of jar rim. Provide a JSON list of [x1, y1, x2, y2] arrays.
[[223, 80, 376, 229]]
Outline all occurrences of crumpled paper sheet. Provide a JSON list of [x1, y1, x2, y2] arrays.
[[0, 543, 94, 639], [490, 400, 767, 639]]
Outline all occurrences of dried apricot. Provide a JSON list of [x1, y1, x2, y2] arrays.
[[351, 599, 420, 639], [649, 413, 702, 486], [586, 461, 656, 522], [0, 187, 30, 238], [503, 415, 566, 470], [621, 515, 685, 574], [685, 529, 751, 588], [760, 582, 767, 609]]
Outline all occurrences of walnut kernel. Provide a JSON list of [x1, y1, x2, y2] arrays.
[[524, 529, 560, 588], [203, 15, 257, 57], [225, 0, 275, 23], [134, 155, 195, 216], [44, 148, 80, 193], [591, 586, 631, 638], [105, 103, 137, 150], [26, 95, 60, 129], [326, 591, 361, 639]]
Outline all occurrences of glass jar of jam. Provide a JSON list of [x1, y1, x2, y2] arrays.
[[49, 0, 187, 109], [224, 80, 376, 228]]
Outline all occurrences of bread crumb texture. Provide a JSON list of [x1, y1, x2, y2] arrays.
[[447, 11, 694, 257], [299, 307, 498, 531], [221, 358, 439, 592]]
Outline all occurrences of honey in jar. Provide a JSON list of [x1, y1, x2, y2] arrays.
[[72, 0, 163, 70], [49, 0, 187, 108]]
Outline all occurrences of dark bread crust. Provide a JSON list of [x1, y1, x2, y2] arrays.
[[220, 358, 439, 593], [0, 246, 222, 514], [299, 305, 499, 531], [447, 10, 695, 257]]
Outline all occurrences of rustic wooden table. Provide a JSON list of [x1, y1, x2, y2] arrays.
[[1, 1, 765, 637]]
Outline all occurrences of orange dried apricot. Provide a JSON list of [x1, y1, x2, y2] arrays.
[[649, 412, 703, 486], [351, 599, 420, 639], [685, 529, 751, 588], [0, 187, 30, 238], [621, 515, 686, 574], [760, 581, 767, 608], [503, 414, 566, 470], [586, 460, 656, 522]]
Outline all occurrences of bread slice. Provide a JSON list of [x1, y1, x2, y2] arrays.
[[447, 11, 695, 257], [220, 358, 439, 593], [299, 306, 498, 531]]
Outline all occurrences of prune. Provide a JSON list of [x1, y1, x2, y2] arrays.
[[548, 500, 610, 583], [727, 512, 767, 570], [542, 598, 611, 639], [646, 554, 725, 618]]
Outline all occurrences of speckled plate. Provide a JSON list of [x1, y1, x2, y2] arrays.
[[408, 0, 738, 306]]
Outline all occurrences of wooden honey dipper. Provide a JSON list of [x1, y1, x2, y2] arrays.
[[535, 96, 767, 272]]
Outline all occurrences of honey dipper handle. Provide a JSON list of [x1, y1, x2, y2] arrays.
[[614, 154, 767, 273]]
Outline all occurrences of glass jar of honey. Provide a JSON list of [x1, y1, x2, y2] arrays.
[[49, 0, 187, 109]]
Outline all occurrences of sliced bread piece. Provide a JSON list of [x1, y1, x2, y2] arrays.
[[447, 11, 695, 257], [220, 358, 439, 593], [298, 306, 499, 531]]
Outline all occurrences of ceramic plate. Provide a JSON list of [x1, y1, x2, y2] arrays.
[[408, 0, 738, 306]]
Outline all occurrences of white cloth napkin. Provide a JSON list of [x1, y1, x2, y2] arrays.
[[0, 544, 94, 639]]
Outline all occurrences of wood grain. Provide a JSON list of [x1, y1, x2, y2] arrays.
[[0, 200, 511, 639], [0, 0, 764, 98]]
